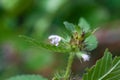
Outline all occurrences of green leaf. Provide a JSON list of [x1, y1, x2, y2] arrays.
[[19, 35, 71, 53], [84, 35, 98, 51], [63, 21, 75, 33], [75, 25, 82, 35], [83, 49, 120, 80], [7, 75, 48, 80], [78, 18, 90, 33]]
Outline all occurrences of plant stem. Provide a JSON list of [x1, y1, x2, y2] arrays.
[[64, 52, 75, 80]]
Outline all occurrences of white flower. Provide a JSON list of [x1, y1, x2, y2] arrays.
[[81, 54, 90, 61], [76, 52, 90, 62], [48, 35, 62, 46]]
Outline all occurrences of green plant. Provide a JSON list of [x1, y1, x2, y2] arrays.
[[83, 49, 120, 80], [7, 18, 120, 80], [7, 75, 48, 80]]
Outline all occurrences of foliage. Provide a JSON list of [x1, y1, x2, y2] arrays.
[[7, 49, 120, 80], [63, 21, 75, 33], [18, 18, 98, 80], [7, 75, 48, 80], [19, 35, 71, 53], [1, 0, 120, 80], [83, 49, 120, 80], [84, 35, 98, 51], [20, 17, 98, 53], [78, 18, 90, 33], [5, 16, 120, 80]]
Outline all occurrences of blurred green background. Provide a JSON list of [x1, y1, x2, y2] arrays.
[[0, 0, 120, 79]]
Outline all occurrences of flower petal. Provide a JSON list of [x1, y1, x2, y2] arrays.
[[81, 54, 90, 61], [48, 35, 62, 46]]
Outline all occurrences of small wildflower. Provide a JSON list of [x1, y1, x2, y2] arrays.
[[76, 52, 90, 62], [81, 54, 90, 61], [48, 35, 62, 46]]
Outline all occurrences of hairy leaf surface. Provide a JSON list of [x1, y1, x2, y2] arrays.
[[78, 18, 90, 33], [83, 49, 120, 80], [84, 35, 98, 51], [64, 21, 75, 33], [19, 35, 71, 53]]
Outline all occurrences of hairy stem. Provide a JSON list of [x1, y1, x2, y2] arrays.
[[64, 52, 75, 80]]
